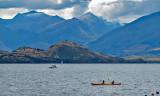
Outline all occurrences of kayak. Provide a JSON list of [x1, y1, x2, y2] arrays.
[[91, 83, 121, 85]]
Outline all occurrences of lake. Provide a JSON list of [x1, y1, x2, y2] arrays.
[[0, 64, 160, 96]]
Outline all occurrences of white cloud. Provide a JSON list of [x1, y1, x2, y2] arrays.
[[0, 8, 29, 19], [0, 0, 159, 23], [57, 0, 63, 4], [37, 3, 88, 19], [0, 0, 91, 9], [88, 0, 160, 23], [0, 0, 90, 19], [37, 8, 74, 19], [48, 0, 62, 4]]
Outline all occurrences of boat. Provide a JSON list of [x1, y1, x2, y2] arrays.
[[91, 83, 121, 85], [49, 65, 57, 68]]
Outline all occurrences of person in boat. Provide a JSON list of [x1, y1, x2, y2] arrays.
[[102, 80, 105, 84], [111, 81, 114, 84], [49, 65, 56, 68], [52, 65, 56, 68]]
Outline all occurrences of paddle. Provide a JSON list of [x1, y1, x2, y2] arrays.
[[108, 78, 114, 84]]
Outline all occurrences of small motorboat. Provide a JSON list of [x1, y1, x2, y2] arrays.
[[49, 65, 57, 68], [91, 83, 121, 85]]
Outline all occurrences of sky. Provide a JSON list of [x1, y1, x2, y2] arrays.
[[0, 0, 160, 23]]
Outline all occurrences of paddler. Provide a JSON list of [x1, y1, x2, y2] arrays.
[[111, 81, 114, 84], [102, 80, 105, 84]]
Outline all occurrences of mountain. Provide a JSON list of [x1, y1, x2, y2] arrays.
[[104, 21, 121, 30], [0, 41, 145, 63], [0, 10, 65, 51], [1, 10, 65, 32], [39, 18, 95, 45], [78, 12, 121, 37], [44, 41, 124, 63], [0, 23, 39, 50], [0, 11, 121, 51], [0, 11, 65, 51], [86, 11, 160, 56], [0, 41, 11, 51]]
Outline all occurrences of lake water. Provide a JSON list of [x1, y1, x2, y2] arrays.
[[0, 64, 160, 96]]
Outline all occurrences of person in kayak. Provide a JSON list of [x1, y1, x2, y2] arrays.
[[102, 80, 105, 84], [112, 81, 114, 84]]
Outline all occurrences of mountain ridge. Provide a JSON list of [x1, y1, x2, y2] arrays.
[[0, 41, 145, 63], [0, 11, 120, 51], [78, 12, 121, 37], [86, 11, 160, 56]]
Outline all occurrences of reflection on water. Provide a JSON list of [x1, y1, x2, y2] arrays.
[[0, 64, 160, 96]]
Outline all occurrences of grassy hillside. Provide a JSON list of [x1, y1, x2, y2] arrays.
[[0, 41, 145, 63]]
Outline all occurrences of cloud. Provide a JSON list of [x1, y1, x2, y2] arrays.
[[0, 0, 91, 10], [0, 0, 90, 20], [37, 2, 89, 19], [0, 0, 90, 19], [88, 0, 160, 23], [37, 8, 74, 19], [0, 7, 74, 19], [0, 0, 160, 23], [0, 8, 29, 19], [72, 1, 89, 17]]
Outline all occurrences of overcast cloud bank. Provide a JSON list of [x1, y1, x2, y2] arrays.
[[0, 0, 160, 23]]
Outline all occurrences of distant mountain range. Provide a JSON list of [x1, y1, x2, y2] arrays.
[[0, 10, 121, 51], [0, 41, 145, 63], [39, 18, 94, 45], [86, 11, 160, 57], [78, 12, 121, 37], [1, 10, 160, 58]]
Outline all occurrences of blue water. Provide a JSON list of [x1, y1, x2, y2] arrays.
[[0, 64, 160, 96]]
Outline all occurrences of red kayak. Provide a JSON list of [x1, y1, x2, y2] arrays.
[[91, 83, 121, 85]]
